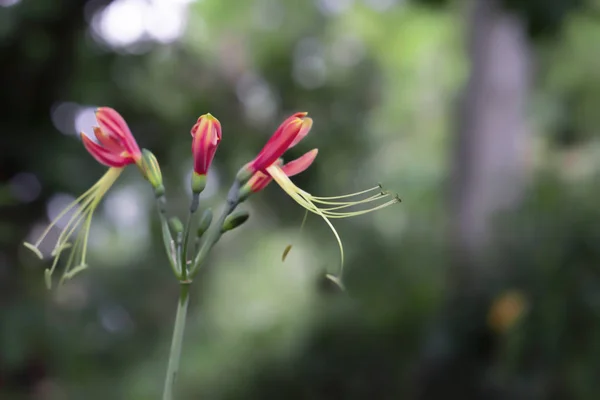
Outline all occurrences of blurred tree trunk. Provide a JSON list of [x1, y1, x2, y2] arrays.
[[415, 2, 532, 398], [450, 0, 532, 285]]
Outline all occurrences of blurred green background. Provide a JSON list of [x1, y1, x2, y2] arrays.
[[2, 0, 600, 398]]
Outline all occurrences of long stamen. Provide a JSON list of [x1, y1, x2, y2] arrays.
[[267, 166, 345, 267], [80, 195, 102, 267], [267, 165, 400, 276], [24, 188, 99, 259], [61, 215, 92, 286], [320, 194, 388, 210], [51, 166, 120, 256], [306, 193, 386, 207], [63, 232, 83, 280], [318, 190, 399, 214], [320, 198, 399, 218], [51, 191, 100, 256], [44, 245, 67, 289], [27, 168, 123, 287], [76, 168, 122, 269], [24, 168, 119, 258], [48, 227, 84, 288], [27, 178, 104, 248], [308, 185, 381, 200], [283, 175, 399, 218]]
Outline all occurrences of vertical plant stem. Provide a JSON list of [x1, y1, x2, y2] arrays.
[[180, 212, 193, 280], [156, 197, 180, 277], [189, 182, 240, 278], [162, 282, 190, 400], [181, 193, 199, 280]]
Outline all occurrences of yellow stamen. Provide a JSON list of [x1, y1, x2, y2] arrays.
[[24, 167, 123, 288], [305, 192, 383, 206], [308, 185, 381, 200], [268, 165, 345, 265], [266, 165, 400, 277], [26, 180, 103, 255]]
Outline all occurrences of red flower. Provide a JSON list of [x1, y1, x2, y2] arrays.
[[247, 112, 313, 175], [246, 149, 318, 193], [191, 113, 222, 176], [80, 107, 142, 168]]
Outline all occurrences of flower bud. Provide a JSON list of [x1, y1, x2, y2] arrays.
[[221, 210, 250, 233], [140, 149, 164, 197], [169, 217, 184, 234], [197, 208, 213, 237], [235, 163, 253, 185], [191, 113, 221, 176]]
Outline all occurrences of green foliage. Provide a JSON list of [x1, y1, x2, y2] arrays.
[[2, 0, 600, 398]]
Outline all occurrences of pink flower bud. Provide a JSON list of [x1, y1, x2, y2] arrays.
[[191, 113, 222, 176]]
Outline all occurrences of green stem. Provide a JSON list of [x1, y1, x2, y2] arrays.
[[180, 194, 199, 280], [180, 213, 193, 280], [162, 282, 190, 400], [156, 197, 179, 277], [189, 182, 239, 278]]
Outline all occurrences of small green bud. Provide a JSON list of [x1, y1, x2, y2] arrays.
[[197, 208, 213, 237], [221, 210, 250, 233], [169, 217, 184, 234], [237, 184, 252, 203], [191, 172, 207, 194], [235, 164, 253, 185], [140, 149, 164, 197]]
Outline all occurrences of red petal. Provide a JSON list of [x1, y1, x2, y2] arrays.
[[248, 171, 273, 193], [96, 107, 141, 162], [250, 114, 307, 173], [93, 126, 124, 153], [288, 118, 313, 149], [81, 133, 130, 168], [281, 149, 318, 177]]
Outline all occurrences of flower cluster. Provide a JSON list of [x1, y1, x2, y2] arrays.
[[236, 111, 399, 268], [25, 108, 398, 287]]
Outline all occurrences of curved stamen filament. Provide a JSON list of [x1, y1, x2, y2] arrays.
[[268, 165, 345, 266], [51, 191, 100, 256], [27, 178, 105, 252], [80, 193, 105, 267], [320, 201, 399, 217], [25, 168, 123, 287], [308, 185, 381, 200], [267, 165, 400, 276], [300, 192, 385, 206]]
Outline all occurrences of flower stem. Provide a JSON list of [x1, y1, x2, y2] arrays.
[[156, 196, 179, 277], [189, 181, 240, 278], [162, 282, 190, 400]]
